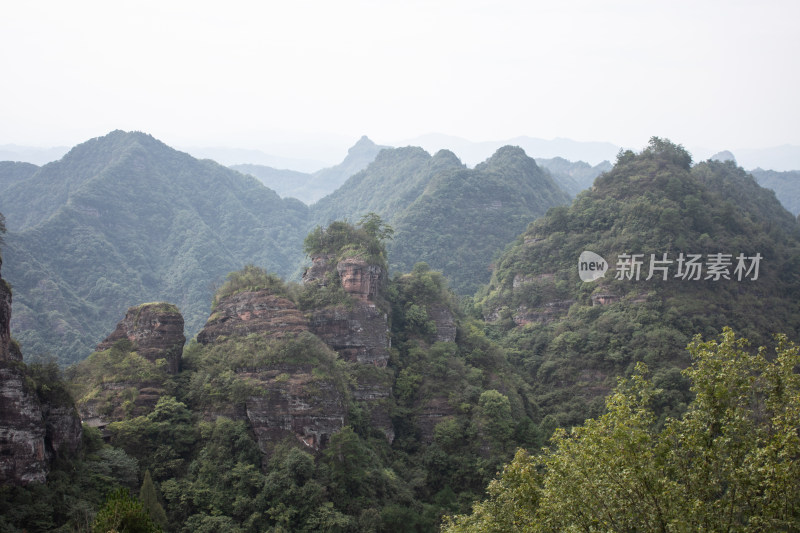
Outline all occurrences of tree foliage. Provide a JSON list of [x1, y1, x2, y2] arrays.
[[92, 488, 162, 533], [444, 328, 800, 531]]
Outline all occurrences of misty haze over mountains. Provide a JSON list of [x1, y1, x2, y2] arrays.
[[4, 135, 800, 174]]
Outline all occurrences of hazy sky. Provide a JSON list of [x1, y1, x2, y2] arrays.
[[2, 0, 798, 160]]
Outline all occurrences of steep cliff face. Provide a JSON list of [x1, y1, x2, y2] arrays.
[[239, 364, 347, 451], [72, 303, 186, 429], [0, 362, 48, 484], [429, 303, 457, 343], [0, 266, 81, 486], [197, 288, 349, 451], [96, 302, 185, 373], [0, 276, 11, 360], [306, 256, 390, 367]]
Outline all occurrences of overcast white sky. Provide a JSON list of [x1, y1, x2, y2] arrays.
[[1, 0, 798, 161]]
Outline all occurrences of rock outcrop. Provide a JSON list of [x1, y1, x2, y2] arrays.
[[306, 256, 390, 367], [0, 265, 81, 486], [309, 306, 390, 365], [196, 289, 348, 451], [197, 290, 308, 344], [96, 302, 185, 373], [240, 364, 347, 452]]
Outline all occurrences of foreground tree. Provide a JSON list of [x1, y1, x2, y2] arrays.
[[443, 328, 800, 531]]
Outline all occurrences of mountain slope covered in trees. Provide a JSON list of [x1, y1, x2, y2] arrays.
[[0, 131, 309, 364], [475, 138, 800, 429], [314, 145, 571, 294]]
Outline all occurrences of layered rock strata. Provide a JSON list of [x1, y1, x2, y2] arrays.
[[0, 266, 81, 486], [306, 256, 390, 367], [96, 302, 185, 373], [197, 290, 308, 343]]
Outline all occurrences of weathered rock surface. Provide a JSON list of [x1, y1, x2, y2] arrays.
[[337, 258, 384, 302], [97, 303, 185, 373], [0, 363, 48, 484], [304, 255, 390, 366], [416, 396, 455, 445], [309, 306, 390, 366], [240, 365, 346, 452], [197, 290, 308, 345], [0, 265, 82, 486], [352, 368, 395, 443], [0, 278, 11, 361]]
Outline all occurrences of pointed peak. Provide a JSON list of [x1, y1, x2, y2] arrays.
[[349, 135, 377, 154]]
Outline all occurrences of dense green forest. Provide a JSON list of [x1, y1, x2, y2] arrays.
[[1, 136, 799, 531], [0, 131, 570, 364], [0, 131, 310, 365], [1, 220, 546, 531]]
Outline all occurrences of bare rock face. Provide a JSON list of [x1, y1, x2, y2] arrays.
[[0, 364, 48, 484], [0, 267, 82, 486], [96, 303, 185, 373], [336, 258, 384, 302], [0, 278, 11, 362], [416, 396, 455, 444], [239, 365, 346, 452], [303, 253, 336, 286], [310, 306, 390, 366], [197, 290, 308, 345]]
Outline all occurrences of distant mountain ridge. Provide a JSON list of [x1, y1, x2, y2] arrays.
[[232, 135, 389, 204]]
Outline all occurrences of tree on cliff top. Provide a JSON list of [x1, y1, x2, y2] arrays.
[[303, 213, 393, 268]]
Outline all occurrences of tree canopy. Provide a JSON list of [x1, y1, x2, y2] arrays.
[[443, 328, 800, 531]]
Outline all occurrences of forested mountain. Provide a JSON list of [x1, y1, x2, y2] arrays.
[[535, 157, 612, 196], [750, 168, 800, 216], [389, 147, 571, 294], [313, 145, 571, 294], [0, 130, 573, 365], [312, 146, 465, 224], [232, 136, 388, 204], [2, 137, 800, 531], [476, 138, 800, 429], [0, 131, 309, 365], [1, 222, 546, 531]]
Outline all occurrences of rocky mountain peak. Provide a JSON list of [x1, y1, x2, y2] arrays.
[[96, 302, 185, 373], [349, 135, 378, 155], [197, 289, 308, 345]]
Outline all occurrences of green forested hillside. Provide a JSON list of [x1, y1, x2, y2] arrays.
[[311, 146, 464, 224], [1, 131, 309, 365], [390, 146, 571, 294], [750, 168, 800, 216], [0, 161, 39, 196], [2, 226, 547, 532], [534, 157, 612, 196], [313, 145, 571, 295], [476, 138, 800, 429]]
